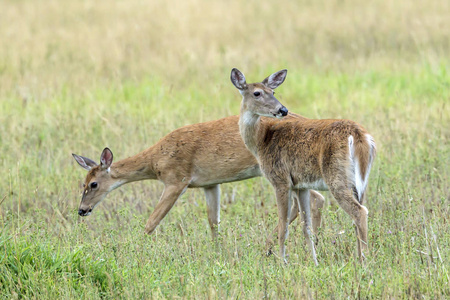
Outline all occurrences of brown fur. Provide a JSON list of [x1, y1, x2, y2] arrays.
[[73, 114, 325, 238], [231, 68, 376, 264]]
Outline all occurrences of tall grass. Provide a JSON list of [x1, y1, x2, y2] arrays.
[[0, 0, 449, 298]]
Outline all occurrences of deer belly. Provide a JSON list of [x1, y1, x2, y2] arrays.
[[188, 165, 262, 187], [294, 179, 328, 191]]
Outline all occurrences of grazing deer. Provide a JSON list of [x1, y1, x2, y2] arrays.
[[230, 68, 376, 264], [72, 115, 325, 238]]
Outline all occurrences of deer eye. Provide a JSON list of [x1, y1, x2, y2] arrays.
[[253, 91, 261, 97], [90, 182, 98, 189]]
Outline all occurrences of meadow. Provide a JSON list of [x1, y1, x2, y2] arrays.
[[0, 0, 449, 298]]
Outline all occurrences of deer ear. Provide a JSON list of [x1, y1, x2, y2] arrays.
[[230, 68, 247, 90], [100, 148, 113, 169], [262, 69, 287, 89], [72, 153, 98, 171]]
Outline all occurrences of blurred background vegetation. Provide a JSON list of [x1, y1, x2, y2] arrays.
[[1, 0, 449, 95]]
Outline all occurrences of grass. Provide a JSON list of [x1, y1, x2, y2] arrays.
[[0, 0, 449, 298]]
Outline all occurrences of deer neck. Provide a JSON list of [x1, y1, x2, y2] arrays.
[[239, 109, 262, 157], [109, 149, 158, 186]]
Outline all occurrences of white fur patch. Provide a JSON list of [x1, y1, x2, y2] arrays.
[[348, 135, 354, 159], [242, 111, 256, 125], [348, 134, 376, 201], [348, 135, 363, 200], [295, 179, 329, 191], [366, 134, 376, 152], [354, 157, 364, 201], [362, 134, 376, 194], [108, 180, 125, 192], [361, 205, 369, 215], [347, 135, 357, 189]]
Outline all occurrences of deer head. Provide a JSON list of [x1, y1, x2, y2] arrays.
[[230, 68, 289, 119], [72, 148, 116, 216]]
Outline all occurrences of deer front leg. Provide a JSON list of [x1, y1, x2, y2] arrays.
[[203, 185, 220, 239], [271, 190, 324, 238], [268, 190, 323, 255], [144, 183, 188, 235], [296, 189, 319, 266], [267, 192, 297, 256], [274, 185, 292, 262]]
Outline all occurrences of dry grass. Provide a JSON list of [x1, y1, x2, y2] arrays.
[[1, 0, 449, 97]]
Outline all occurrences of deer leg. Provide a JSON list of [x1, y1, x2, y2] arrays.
[[267, 191, 296, 256], [310, 190, 325, 235], [203, 185, 220, 239], [287, 190, 324, 230], [274, 185, 292, 262], [327, 181, 369, 262], [296, 189, 319, 266], [144, 183, 188, 235], [270, 190, 324, 250], [354, 191, 368, 259], [288, 192, 300, 225]]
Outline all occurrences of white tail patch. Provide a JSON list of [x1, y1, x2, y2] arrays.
[[362, 133, 376, 194], [348, 134, 375, 202], [366, 133, 377, 160], [347, 136, 359, 199]]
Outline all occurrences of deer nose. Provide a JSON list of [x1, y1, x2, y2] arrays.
[[279, 106, 288, 116], [78, 208, 92, 216]]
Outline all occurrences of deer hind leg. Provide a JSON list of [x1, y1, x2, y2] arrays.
[[310, 190, 325, 235], [354, 191, 368, 258], [144, 183, 188, 235], [327, 178, 369, 261], [296, 189, 319, 266], [203, 185, 220, 239], [288, 192, 300, 225]]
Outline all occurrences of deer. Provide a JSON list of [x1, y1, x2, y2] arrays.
[[230, 68, 376, 265], [72, 115, 326, 240]]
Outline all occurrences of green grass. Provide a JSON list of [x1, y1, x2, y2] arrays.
[[1, 67, 448, 298], [1, 0, 449, 298]]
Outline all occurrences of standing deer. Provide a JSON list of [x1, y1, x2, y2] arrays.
[[72, 115, 325, 239], [230, 68, 376, 264]]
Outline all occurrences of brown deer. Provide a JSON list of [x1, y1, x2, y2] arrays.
[[72, 115, 325, 239], [230, 68, 376, 264]]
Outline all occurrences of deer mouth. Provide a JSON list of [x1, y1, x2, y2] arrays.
[[272, 113, 285, 119], [271, 106, 288, 119]]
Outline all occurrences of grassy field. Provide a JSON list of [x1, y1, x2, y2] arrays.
[[0, 0, 449, 298]]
